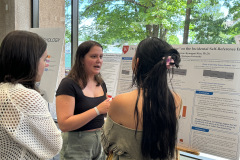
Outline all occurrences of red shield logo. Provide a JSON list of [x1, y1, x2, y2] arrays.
[[122, 46, 129, 54]]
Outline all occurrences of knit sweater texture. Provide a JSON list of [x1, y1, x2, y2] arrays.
[[0, 83, 62, 160]]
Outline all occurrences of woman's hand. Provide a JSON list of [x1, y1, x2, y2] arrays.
[[96, 98, 112, 114]]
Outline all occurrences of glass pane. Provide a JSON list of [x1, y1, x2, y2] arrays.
[[65, 0, 72, 75], [76, 0, 238, 48]]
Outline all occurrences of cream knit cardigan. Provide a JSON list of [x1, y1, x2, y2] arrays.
[[0, 83, 62, 160]]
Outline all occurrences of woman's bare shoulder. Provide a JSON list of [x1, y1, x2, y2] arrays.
[[108, 90, 137, 121], [109, 92, 128, 110]]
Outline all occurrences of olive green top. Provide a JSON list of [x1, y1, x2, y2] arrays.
[[101, 114, 176, 160]]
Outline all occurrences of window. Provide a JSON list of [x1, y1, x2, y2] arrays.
[[65, 0, 239, 69]]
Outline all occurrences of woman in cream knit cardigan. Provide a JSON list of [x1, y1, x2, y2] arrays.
[[0, 30, 62, 159]]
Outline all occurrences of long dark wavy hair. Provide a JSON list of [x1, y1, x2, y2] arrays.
[[0, 30, 47, 90], [67, 40, 103, 88], [132, 37, 181, 159]]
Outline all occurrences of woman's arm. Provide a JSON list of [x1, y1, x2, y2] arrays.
[[56, 95, 110, 132]]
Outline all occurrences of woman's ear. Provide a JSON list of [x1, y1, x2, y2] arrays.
[[133, 58, 139, 74], [136, 58, 139, 68], [80, 59, 84, 65]]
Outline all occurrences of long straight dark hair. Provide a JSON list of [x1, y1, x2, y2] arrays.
[[132, 37, 181, 159], [67, 40, 103, 88], [0, 30, 47, 90]]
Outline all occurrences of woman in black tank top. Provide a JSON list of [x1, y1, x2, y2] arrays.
[[56, 40, 111, 160]]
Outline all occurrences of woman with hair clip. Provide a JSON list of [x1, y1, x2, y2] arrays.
[[56, 40, 111, 160], [101, 37, 182, 160], [0, 30, 62, 159]]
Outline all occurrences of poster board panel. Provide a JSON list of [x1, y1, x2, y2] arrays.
[[30, 28, 65, 103]]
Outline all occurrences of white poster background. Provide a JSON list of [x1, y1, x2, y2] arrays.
[[116, 44, 240, 159], [101, 53, 121, 97], [172, 44, 240, 160], [116, 45, 137, 95], [30, 28, 65, 103]]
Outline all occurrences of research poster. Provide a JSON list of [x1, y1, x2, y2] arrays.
[[101, 53, 121, 97], [116, 45, 137, 95], [30, 28, 65, 103], [117, 44, 240, 159], [172, 44, 240, 160]]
